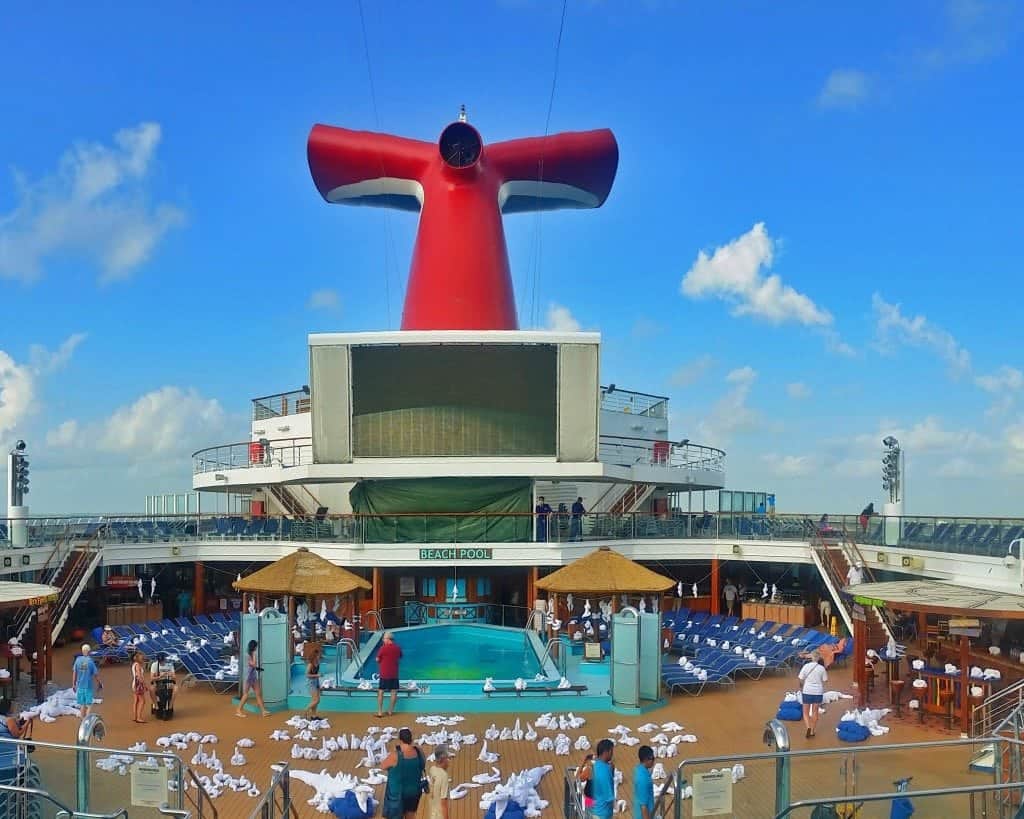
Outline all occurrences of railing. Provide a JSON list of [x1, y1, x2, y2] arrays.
[[974, 677, 1024, 738], [10, 536, 72, 640], [252, 389, 310, 421], [51, 536, 104, 643], [0, 731, 188, 818], [192, 437, 312, 474], [7, 510, 1024, 557], [248, 762, 296, 819], [563, 765, 586, 819], [664, 735, 1019, 819], [184, 766, 217, 819], [599, 386, 668, 417], [371, 603, 532, 630], [191, 434, 726, 476]]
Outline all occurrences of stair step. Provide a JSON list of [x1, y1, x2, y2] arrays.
[[969, 743, 996, 774]]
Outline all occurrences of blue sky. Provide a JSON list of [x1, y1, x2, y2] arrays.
[[1, 0, 1022, 514]]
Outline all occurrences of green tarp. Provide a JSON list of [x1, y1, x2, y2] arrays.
[[349, 477, 532, 543]]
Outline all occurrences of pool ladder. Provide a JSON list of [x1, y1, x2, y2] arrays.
[[335, 638, 365, 676], [537, 635, 568, 678]]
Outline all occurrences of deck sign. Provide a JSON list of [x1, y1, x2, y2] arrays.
[[419, 547, 493, 560], [131, 762, 169, 807], [692, 769, 733, 816]]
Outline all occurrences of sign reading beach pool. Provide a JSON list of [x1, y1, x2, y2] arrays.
[[419, 547, 493, 560]]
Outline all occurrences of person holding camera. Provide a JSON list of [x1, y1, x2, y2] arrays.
[[235, 639, 269, 717], [798, 649, 829, 739], [381, 727, 427, 819], [0, 698, 32, 768]]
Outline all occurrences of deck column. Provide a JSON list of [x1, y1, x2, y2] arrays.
[[372, 567, 382, 611], [960, 634, 970, 733], [193, 562, 206, 616], [853, 611, 867, 708], [710, 558, 720, 616]]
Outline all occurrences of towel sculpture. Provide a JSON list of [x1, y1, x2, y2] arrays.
[[837, 707, 891, 742]]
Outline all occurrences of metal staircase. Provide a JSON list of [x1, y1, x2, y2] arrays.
[[811, 528, 894, 646], [970, 679, 1024, 814], [588, 482, 656, 516], [49, 536, 104, 644], [11, 539, 74, 642], [267, 484, 319, 517]]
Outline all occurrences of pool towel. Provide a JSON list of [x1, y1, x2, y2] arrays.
[[776, 700, 803, 721], [836, 721, 871, 742]]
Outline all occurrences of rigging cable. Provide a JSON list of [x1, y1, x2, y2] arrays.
[[356, 0, 394, 329], [528, 0, 569, 328]]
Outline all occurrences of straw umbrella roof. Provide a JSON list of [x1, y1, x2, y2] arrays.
[[535, 546, 674, 594], [232, 547, 371, 596]]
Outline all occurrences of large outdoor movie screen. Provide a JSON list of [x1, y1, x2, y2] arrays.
[[351, 345, 557, 457]]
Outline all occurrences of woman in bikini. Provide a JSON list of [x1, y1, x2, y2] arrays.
[[235, 639, 269, 717], [306, 643, 322, 717], [131, 651, 148, 723]]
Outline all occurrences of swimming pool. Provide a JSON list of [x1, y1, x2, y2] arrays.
[[353, 624, 554, 683]]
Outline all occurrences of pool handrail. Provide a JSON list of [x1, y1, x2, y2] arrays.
[[537, 634, 568, 679]]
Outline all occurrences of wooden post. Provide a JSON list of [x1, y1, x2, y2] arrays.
[[193, 562, 206, 616], [372, 568, 382, 611], [710, 558, 721, 616], [36, 603, 51, 703], [960, 634, 970, 733], [918, 611, 927, 646], [854, 612, 867, 708], [287, 595, 295, 658], [527, 567, 538, 610]]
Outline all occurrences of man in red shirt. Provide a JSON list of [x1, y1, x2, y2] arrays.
[[376, 631, 402, 718]]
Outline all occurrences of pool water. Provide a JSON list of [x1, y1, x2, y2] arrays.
[[357, 624, 546, 681]]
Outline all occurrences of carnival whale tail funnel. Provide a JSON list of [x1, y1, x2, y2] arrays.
[[307, 114, 618, 330], [439, 121, 482, 169]]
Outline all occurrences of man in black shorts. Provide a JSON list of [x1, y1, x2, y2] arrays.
[[376, 631, 402, 717]]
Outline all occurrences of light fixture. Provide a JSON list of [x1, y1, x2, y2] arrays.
[[14, 440, 26, 452], [214, 473, 228, 482], [680, 439, 690, 446], [2, 557, 10, 568], [21, 555, 30, 565], [883, 436, 898, 448], [302, 385, 310, 394]]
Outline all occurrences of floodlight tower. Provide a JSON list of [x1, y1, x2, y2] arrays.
[[6, 440, 30, 548], [881, 436, 903, 546]]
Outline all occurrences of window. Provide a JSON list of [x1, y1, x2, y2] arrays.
[[476, 577, 492, 597], [446, 578, 467, 601], [421, 578, 437, 598]]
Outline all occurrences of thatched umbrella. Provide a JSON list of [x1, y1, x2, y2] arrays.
[[536, 546, 673, 636], [233, 547, 371, 650]]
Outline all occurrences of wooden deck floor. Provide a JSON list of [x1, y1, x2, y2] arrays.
[[30, 646, 990, 818]]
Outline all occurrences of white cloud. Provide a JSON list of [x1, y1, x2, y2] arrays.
[[763, 453, 815, 477], [545, 303, 581, 332], [681, 223, 833, 327], [976, 366, 1024, 393], [30, 333, 88, 374], [817, 69, 871, 109], [872, 293, 972, 376], [855, 416, 992, 454], [308, 288, 341, 311], [918, 0, 1014, 70], [0, 122, 185, 284], [0, 333, 86, 442], [786, 382, 812, 400], [0, 351, 35, 440], [936, 456, 979, 478], [726, 365, 757, 385], [1001, 418, 1024, 475], [696, 367, 762, 443], [669, 354, 713, 387], [45, 419, 79, 448], [49, 386, 230, 458]]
